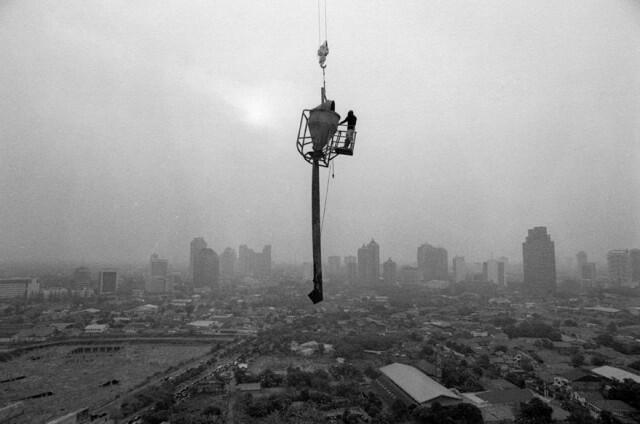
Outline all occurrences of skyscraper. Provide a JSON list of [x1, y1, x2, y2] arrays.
[[147, 254, 169, 293], [522, 227, 556, 296], [483, 258, 506, 286], [193, 248, 219, 289], [417, 243, 448, 282], [607, 249, 632, 287], [99, 270, 118, 294], [344, 256, 357, 283], [237, 244, 272, 278], [219, 247, 237, 280], [327, 256, 342, 280], [190, 237, 207, 281], [576, 251, 588, 276], [630, 249, 640, 283], [72, 266, 91, 290], [452, 256, 466, 283], [357, 239, 380, 284], [382, 258, 397, 284]]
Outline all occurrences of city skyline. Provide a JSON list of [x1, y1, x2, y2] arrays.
[[0, 1, 638, 265]]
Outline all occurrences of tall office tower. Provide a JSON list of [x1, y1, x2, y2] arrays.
[[522, 227, 556, 296], [193, 248, 219, 289], [417, 243, 448, 282], [72, 266, 92, 290], [238, 244, 251, 276], [576, 251, 588, 277], [147, 254, 169, 293], [452, 256, 466, 283], [190, 237, 207, 281], [357, 239, 380, 284], [327, 256, 342, 279], [482, 258, 506, 286], [630, 249, 640, 283], [382, 258, 397, 284], [344, 256, 357, 283], [150, 254, 168, 277], [99, 270, 118, 294], [607, 249, 632, 287], [219, 247, 237, 280], [258, 245, 272, 277]]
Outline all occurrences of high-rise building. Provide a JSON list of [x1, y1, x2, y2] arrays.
[[344, 256, 357, 283], [193, 248, 219, 289], [382, 258, 397, 284], [72, 267, 91, 290], [417, 243, 448, 282], [0, 278, 40, 299], [327, 256, 342, 280], [150, 254, 168, 277], [237, 244, 272, 279], [576, 251, 588, 277], [147, 254, 169, 293], [452, 256, 466, 283], [190, 237, 207, 281], [522, 227, 556, 296], [630, 249, 640, 283], [219, 247, 237, 280], [483, 258, 506, 286], [607, 250, 632, 287], [357, 239, 380, 284], [99, 270, 118, 294]]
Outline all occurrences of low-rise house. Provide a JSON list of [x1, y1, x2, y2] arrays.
[[84, 323, 108, 334]]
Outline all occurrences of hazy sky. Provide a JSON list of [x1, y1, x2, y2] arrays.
[[1, 0, 639, 266]]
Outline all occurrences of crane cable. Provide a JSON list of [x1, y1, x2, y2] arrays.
[[320, 161, 335, 234]]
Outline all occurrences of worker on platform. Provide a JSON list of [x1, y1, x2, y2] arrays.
[[339, 110, 357, 149]]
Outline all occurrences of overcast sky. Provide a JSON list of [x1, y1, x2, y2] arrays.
[[0, 0, 638, 267]]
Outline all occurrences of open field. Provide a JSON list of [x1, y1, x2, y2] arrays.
[[0, 344, 211, 423]]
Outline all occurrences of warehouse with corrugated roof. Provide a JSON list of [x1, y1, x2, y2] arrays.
[[374, 363, 461, 407]]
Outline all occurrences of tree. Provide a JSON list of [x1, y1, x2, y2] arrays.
[[571, 353, 585, 368], [515, 398, 553, 424]]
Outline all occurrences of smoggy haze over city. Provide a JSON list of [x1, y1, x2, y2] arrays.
[[0, 1, 638, 266]]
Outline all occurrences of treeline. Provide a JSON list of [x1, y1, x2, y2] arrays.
[[503, 320, 561, 341]]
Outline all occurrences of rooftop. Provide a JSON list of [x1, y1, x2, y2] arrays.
[[591, 366, 640, 384], [379, 363, 459, 404]]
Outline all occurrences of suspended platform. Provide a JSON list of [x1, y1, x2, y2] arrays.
[[296, 109, 357, 167]]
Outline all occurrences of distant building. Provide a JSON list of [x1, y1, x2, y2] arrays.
[[147, 254, 169, 293], [193, 248, 219, 289], [237, 244, 272, 279], [399, 266, 421, 284], [327, 256, 341, 280], [374, 363, 460, 407], [576, 251, 588, 277], [0, 278, 40, 299], [344, 256, 357, 283], [629, 249, 640, 283], [150, 254, 168, 278], [219, 247, 237, 280], [98, 270, 118, 294], [452, 256, 466, 283], [607, 250, 632, 287], [522, 227, 556, 296], [382, 258, 397, 284], [417, 243, 448, 282], [357, 239, 380, 284], [72, 267, 91, 290], [189, 237, 208, 281], [483, 258, 506, 286]]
